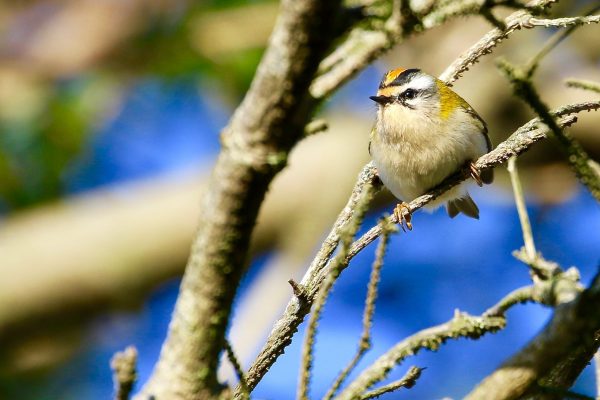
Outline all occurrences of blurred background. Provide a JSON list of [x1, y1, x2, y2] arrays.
[[0, 0, 599, 399]]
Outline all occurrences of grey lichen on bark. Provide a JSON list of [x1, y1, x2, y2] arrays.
[[136, 0, 345, 398]]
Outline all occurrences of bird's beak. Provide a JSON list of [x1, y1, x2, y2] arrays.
[[369, 95, 390, 105]]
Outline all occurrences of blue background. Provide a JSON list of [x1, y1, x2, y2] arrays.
[[18, 68, 600, 399]]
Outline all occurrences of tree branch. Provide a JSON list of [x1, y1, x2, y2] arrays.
[[439, 5, 595, 85], [136, 0, 345, 398], [323, 220, 396, 400], [497, 59, 600, 202], [297, 188, 375, 400], [238, 100, 600, 399], [566, 78, 600, 94], [465, 271, 600, 400], [359, 366, 423, 400], [240, 166, 381, 397], [346, 101, 600, 262], [336, 298, 517, 399]]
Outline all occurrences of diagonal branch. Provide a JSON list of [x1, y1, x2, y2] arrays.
[[439, 8, 598, 85], [297, 189, 376, 400], [465, 271, 600, 400], [359, 366, 423, 399], [136, 1, 346, 398], [335, 290, 529, 400], [240, 166, 381, 397], [323, 220, 396, 400], [237, 100, 600, 398], [497, 60, 600, 201], [345, 101, 600, 261]]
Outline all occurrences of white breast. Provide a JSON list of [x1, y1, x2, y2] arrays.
[[370, 105, 487, 208]]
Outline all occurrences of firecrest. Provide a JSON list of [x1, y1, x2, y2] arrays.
[[369, 68, 493, 230]]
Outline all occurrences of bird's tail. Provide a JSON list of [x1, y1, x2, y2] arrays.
[[447, 194, 479, 219]]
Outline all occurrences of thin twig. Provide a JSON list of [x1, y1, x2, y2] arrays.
[[240, 166, 380, 396], [483, 285, 536, 317], [323, 219, 397, 400], [566, 79, 600, 94], [498, 60, 600, 202], [224, 340, 250, 399], [336, 287, 537, 400], [111, 347, 138, 400], [524, 6, 600, 77], [512, 248, 561, 280], [527, 14, 600, 27], [465, 270, 600, 400], [359, 366, 423, 399], [439, 2, 592, 85], [297, 188, 376, 400], [310, 0, 542, 99], [238, 100, 600, 398], [507, 157, 536, 262], [346, 101, 600, 263]]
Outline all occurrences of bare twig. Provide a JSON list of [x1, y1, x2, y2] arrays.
[[439, 4, 596, 85], [111, 347, 138, 400], [239, 166, 380, 397], [359, 366, 423, 399], [346, 101, 600, 263], [224, 340, 249, 399], [566, 79, 600, 94], [336, 292, 527, 400], [507, 157, 536, 262], [298, 189, 375, 400], [483, 286, 536, 317], [527, 14, 600, 27], [138, 0, 347, 398], [465, 270, 600, 400], [506, 157, 564, 281], [323, 219, 397, 400], [310, 0, 402, 99], [524, 5, 600, 77], [311, 0, 543, 99], [512, 248, 561, 280], [238, 100, 600, 399], [498, 60, 600, 202]]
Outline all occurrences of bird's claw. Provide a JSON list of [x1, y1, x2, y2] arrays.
[[470, 162, 483, 187], [394, 202, 413, 232]]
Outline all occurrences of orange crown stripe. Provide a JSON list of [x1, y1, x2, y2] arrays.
[[383, 68, 407, 86]]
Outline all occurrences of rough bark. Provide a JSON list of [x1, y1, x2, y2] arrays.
[[136, 1, 343, 398]]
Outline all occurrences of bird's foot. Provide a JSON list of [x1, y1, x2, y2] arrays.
[[470, 162, 483, 187], [394, 202, 413, 232]]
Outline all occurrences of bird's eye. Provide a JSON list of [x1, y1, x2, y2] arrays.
[[402, 88, 417, 99]]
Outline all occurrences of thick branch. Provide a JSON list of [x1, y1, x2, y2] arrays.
[[136, 0, 344, 398]]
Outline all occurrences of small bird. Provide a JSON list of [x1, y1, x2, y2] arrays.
[[369, 68, 493, 230]]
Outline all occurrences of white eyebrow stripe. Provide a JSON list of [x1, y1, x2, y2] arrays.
[[406, 75, 434, 91]]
